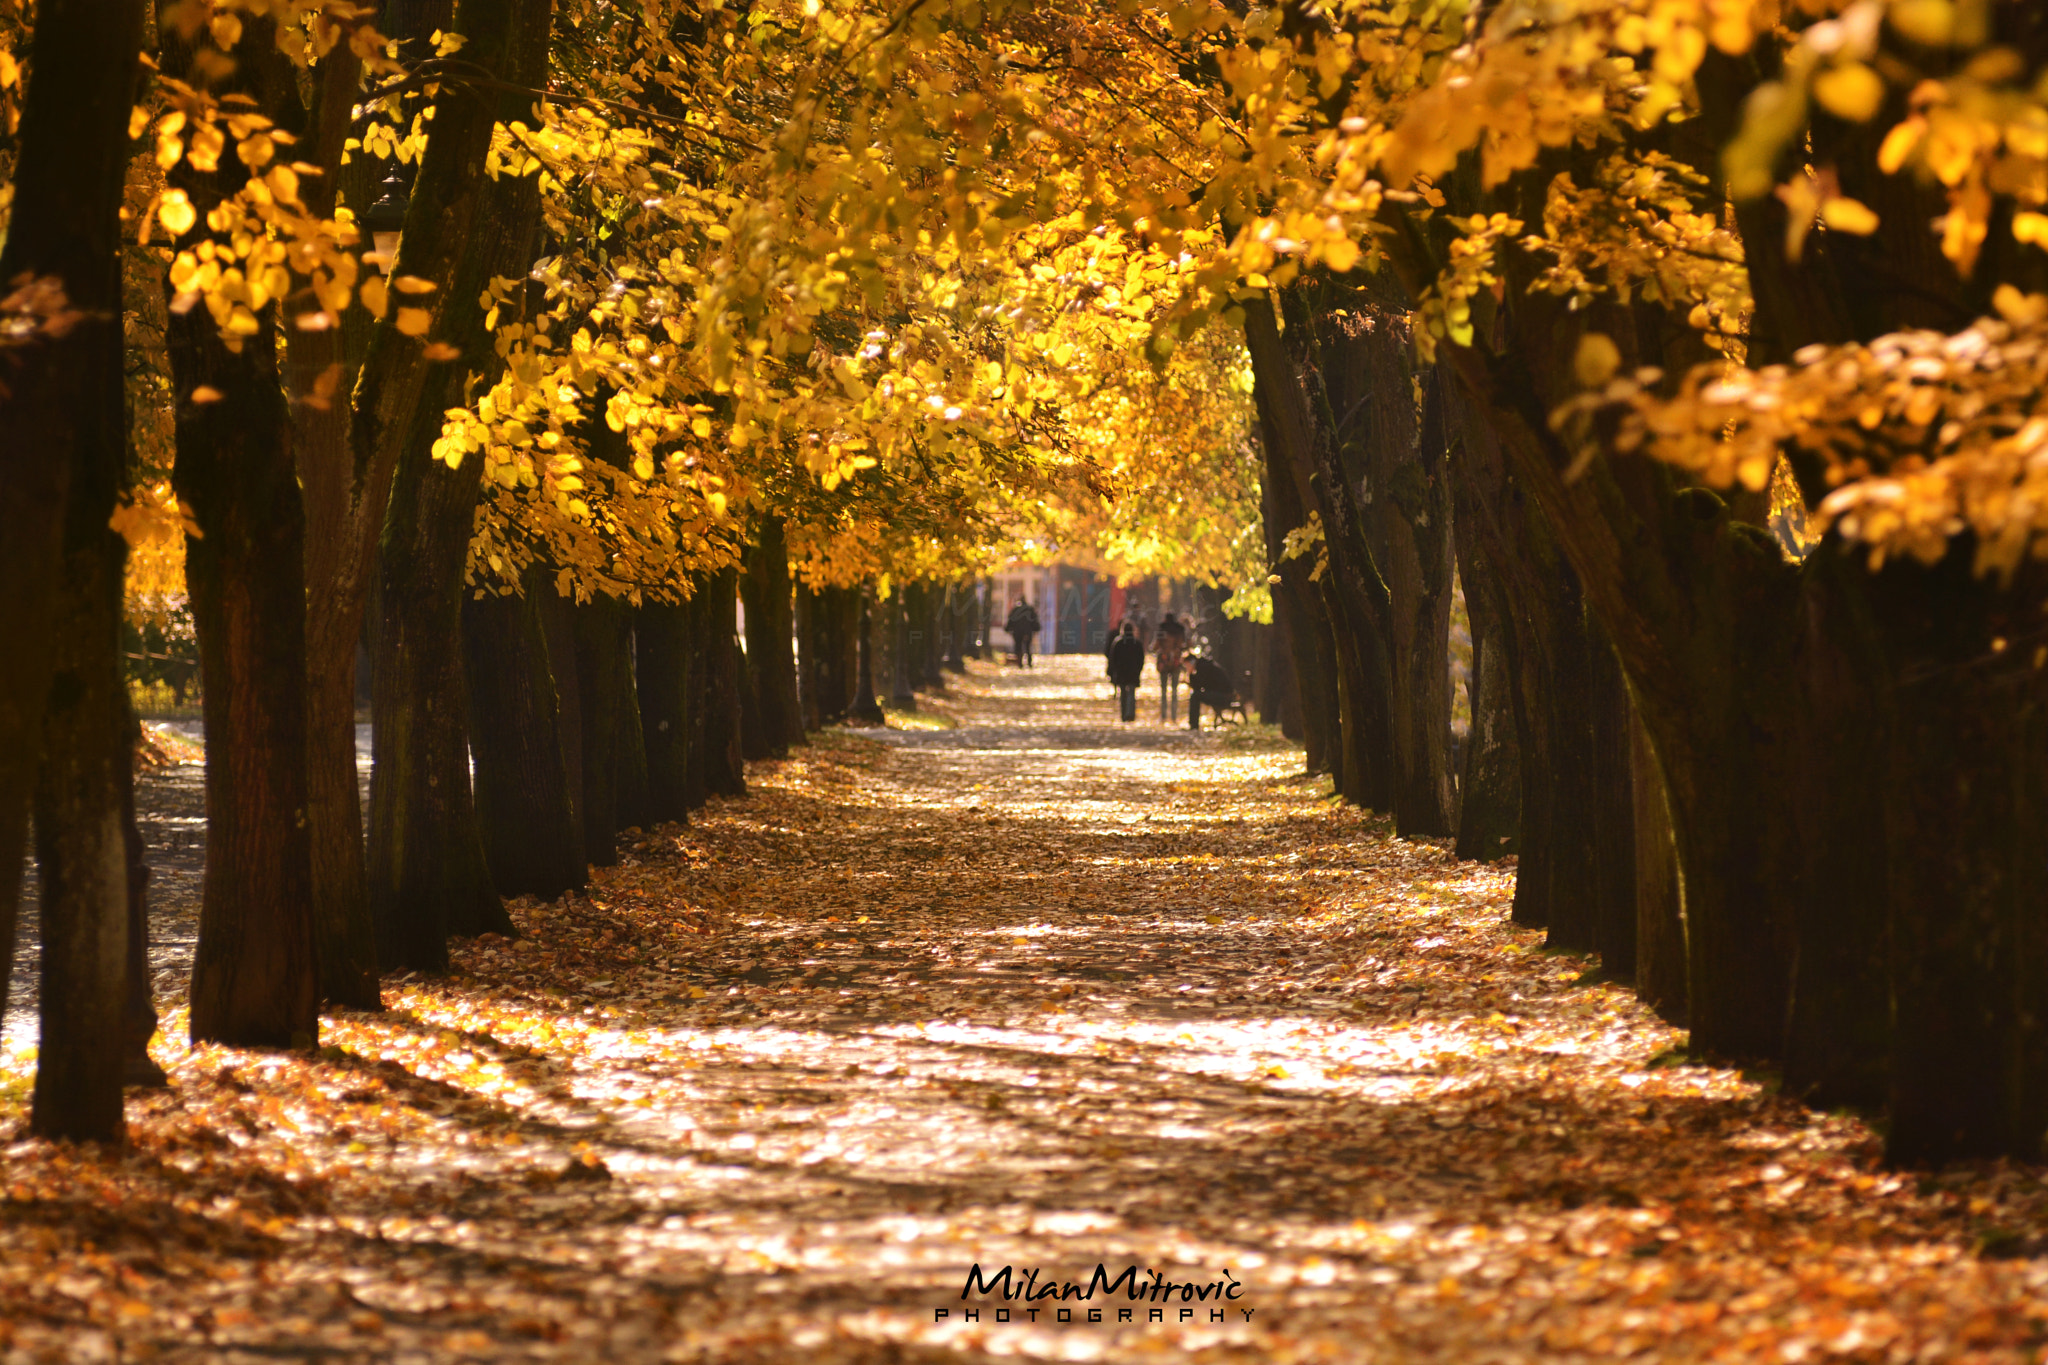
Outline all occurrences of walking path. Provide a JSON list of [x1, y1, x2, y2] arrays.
[[3, 657, 2047, 1362]]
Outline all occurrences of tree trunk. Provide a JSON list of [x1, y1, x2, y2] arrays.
[[738, 619, 774, 762], [1453, 571, 1521, 862], [1449, 408, 1522, 863], [850, 584, 886, 725], [539, 584, 585, 832], [1365, 330, 1456, 837], [1263, 452, 1335, 773], [0, 0, 146, 1039], [741, 516, 803, 753], [1533, 573, 1602, 953], [922, 582, 946, 686], [369, 432, 508, 967], [1244, 292, 1395, 808], [944, 581, 971, 673], [1779, 546, 1891, 1108], [690, 569, 747, 797], [1260, 618, 1303, 738], [31, 526, 131, 1140], [367, 0, 553, 969], [290, 41, 381, 1010], [890, 587, 918, 710], [795, 586, 822, 731], [1632, 711, 1687, 1025], [1403, 260, 1804, 1059], [799, 583, 858, 724], [573, 594, 636, 867], [980, 578, 995, 661], [1866, 554, 2048, 1164], [1592, 636, 1638, 980], [616, 632, 652, 832], [464, 575, 585, 899], [637, 600, 693, 823], [163, 18, 320, 1048]]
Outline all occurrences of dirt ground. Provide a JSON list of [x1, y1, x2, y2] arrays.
[[4, 658, 2048, 1363]]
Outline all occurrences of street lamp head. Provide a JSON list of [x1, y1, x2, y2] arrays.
[[362, 169, 410, 269]]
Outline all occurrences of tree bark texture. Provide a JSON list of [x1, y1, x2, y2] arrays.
[[1361, 318, 1456, 837], [1453, 576, 1521, 862], [1260, 444, 1336, 775], [1443, 397, 1564, 923], [289, 41, 381, 1010], [368, 0, 553, 969], [31, 533, 131, 1141], [798, 584, 858, 725], [1592, 635, 1639, 979], [464, 574, 586, 899], [689, 569, 747, 798], [638, 600, 694, 823], [740, 517, 803, 753], [1381, 232, 1807, 1066], [737, 622, 774, 763], [0, 0, 145, 1039], [1632, 710, 1687, 1026], [901, 589, 925, 716], [1449, 404, 1523, 862], [1244, 291, 1395, 809], [572, 594, 638, 866], [944, 581, 971, 673], [850, 584, 885, 725], [164, 19, 320, 1048]]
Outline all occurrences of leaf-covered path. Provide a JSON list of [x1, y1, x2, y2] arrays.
[[7, 657, 2048, 1363]]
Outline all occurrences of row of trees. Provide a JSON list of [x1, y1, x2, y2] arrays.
[[0, 0, 1266, 1143], [6, 0, 2047, 1171]]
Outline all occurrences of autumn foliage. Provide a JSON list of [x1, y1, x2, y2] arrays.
[[1, 0, 2047, 1354]]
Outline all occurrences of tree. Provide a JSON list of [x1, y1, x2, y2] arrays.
[[160, 14, 321, 1048], [367, 0, 554, 970], [741, 515, 805, 755], [0, 0, 150, 1141]]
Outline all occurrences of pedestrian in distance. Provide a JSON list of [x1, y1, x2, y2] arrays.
[[1107, 621, 1147, 723], [1186, 651, 1235, 732], [1154, 611, 1186, 723], [1004, 596, 1041, 668]]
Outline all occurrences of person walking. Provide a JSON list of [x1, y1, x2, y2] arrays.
[[1107, 621, 1147, 723], [1186, 651, 1234, 731], [1154, 611, 1186, 723], [1004, 596, 1040, 668]]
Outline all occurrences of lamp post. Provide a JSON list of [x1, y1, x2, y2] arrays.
[[361, 168, 410, 270]]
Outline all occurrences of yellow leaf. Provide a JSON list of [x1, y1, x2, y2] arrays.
[[2014, 212, 2048, 248], [1877, 118, 1925, 174], [1819, 196, 1879, 235], [189, 385, 224, 405], [1323, 235, 1361, 272], [1992, 284, 2048, 326], [393, 275, 439, 294], [395, 307, 432, 337], [157, 191, 196, 238], [1812, 63, 1884, 123], [421, 342, 461, 361], [1574, 333, 1621, 387], [1889, 0, 1954, 47], [360, 274, 388, 320]]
